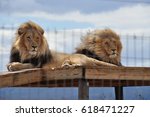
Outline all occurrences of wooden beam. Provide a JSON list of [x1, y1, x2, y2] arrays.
[[115, 86, 123, 100], [18, 79, 150, 87], [85, 67, 150, 80], [78, 79, 89, 100], [1, 67, 150, 88], [0, 68, 42, 87], [78, 68, 89, 100], [0, 68, 83, 87]]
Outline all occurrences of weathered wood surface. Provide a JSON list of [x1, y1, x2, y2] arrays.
[[0, 68, 83, 87], [0, 67, 150, 88], [85, 67, 150, 80]]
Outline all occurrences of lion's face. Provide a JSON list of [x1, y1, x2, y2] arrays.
[[13, 21, 49, 60], [93, 30, 122, 65], [21, 29, 43, 56], [101, 38, 121, 59]]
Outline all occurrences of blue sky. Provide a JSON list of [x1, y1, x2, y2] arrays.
[[0, 0, 150, 34]]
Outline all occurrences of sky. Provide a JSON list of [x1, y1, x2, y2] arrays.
[[0, 0, 150, 35]]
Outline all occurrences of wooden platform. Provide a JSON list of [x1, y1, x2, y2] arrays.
[[0, 66, 150, 100]]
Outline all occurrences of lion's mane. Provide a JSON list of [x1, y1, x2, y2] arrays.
[[76, 29, 122, 66], [10, 21, 52, 67]]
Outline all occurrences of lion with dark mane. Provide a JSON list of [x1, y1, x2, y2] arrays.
[[7, 21, 117, 71], [76, 29, 122, 66], [7, 21, 52, 71]]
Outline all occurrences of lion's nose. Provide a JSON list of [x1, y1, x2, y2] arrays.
[[32, 45, 37, 49], [111, 49, 116, 53]]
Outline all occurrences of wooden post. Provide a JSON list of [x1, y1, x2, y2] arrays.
[[115, 86, 123, 100], [78, 68, 89, 100], [78, 79, 89, 100]]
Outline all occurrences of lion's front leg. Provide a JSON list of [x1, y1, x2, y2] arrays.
[[86, 57, 117, 67], [61, 59, 83, 69], [61, 54, 117, 68], [7, 62, 34, 71]]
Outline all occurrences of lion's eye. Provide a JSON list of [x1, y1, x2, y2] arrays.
[[36, 37, 40, 42], [113, 40, 116, 44], [27, 36, 31, 40]]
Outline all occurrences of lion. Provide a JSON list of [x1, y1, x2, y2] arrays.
[[7, 21, 72, 71], [75, 29, 122, 66], [7, 21, 117, 71], [7, 21, 52, 71]]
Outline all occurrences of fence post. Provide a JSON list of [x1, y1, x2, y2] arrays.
[[115, 86, 123, 100], [78, 68, 89, 100]]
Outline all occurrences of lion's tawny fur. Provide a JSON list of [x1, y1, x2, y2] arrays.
[[8, 21, 51, 71], [76, 29, 122, 66]]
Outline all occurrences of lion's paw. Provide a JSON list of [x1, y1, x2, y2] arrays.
[[7, 62, 23, 71], [61, 60, 82, 69]]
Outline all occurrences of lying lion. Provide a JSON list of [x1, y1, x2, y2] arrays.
[[76, 29, 122, 66]]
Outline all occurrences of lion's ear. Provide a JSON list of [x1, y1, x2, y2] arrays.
[[18, 28, 25, 35], [39, 28, 44, 35]]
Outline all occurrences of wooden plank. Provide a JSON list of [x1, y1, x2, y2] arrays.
[[0, 68, 42, 87], [0, 68, 83, 87], [18, 79, 150, 87], [43, 67, 83, 81], [1, 67, 150, 88], [85, 67, 150, 80], [87, 79, 150, 87], [20, 79, 79, 87]]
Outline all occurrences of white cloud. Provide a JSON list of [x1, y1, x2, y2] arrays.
[[0, 0, 126, 14], [13, 4, 150, 35]]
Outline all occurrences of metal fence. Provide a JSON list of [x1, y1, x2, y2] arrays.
[[0, 26, 150, 100]]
